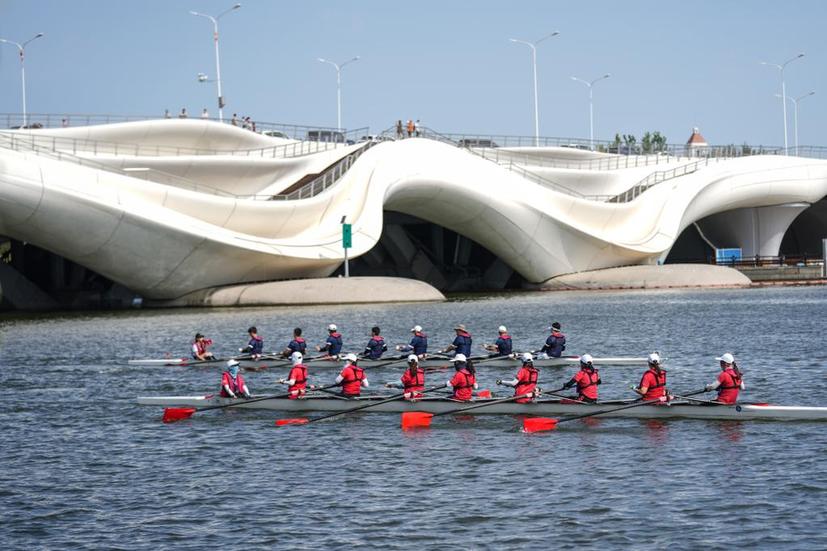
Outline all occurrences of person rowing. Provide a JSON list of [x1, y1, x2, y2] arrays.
[[633, 352, 670, 402], [278, 352, 308, 399], [239, 326, 264, 360], [704, 352, 745, 404], [442, 324, 473, 357], [316, 323, 343, 358], [396, 325, 428, 358], [562, 353, 601, 403], [336, 353, 369, 397], [362, 326, 388, 360], [540, 322, 566, 358], [496, 352, 538, 403], [483, 325, 513, 357], [191, 332, 215, 361], [446, 354, 477, 401], [386, 354, 426, 399], [281, 327, 307, 358], [220, 360, 251, 399]]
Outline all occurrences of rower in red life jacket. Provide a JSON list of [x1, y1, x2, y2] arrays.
[[704, 352, 745, 404], [484, 325, 513, 357], [191, 332, 215, 361], [220, 360, 251, 399], [278, 352, 308, 399], [336, 353, 369, 397], [386, 354, 426, 399], [633, 352, 670, 402], [446, 354, 477, 401], [496, 352, 539, 403], [239, 326, 264, 360], [562, 354, 601, 403], [317, 324, 344, 358], [281, 327, 307, 358], [362, 326, 388, 360]]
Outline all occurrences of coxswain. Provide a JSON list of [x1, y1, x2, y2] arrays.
[[362, 326, 388, 360], [386, 354, 426, 399], [278, 351, 308, 399], [633, 352, 669, 402], [540, 322, 566, 358], [336, 353, 368, 397], [191, 332, 215, 360], [239, 326, 264, 360], [281, 327, 307, 358], [220, 360, 251, 399], [496, 352, 539, 403], [316, 324, 343, 357], [484, 325, 513, 357], [562, 354, 601, 403], [396, 325, 428, 357], [446, 354, 477, 401], [442, 324, 473, 358], [704, 353, 745, 404]]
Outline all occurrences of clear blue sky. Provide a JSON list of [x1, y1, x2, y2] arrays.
[[1, 0, 825, 146]]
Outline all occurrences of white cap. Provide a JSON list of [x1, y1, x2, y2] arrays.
[[411, 325, 422, 332], [344, 353, 358, 363], [579, 353, 594, 365], [290, 351, 303, 365], [328, 323, 337, 332], [716, 353, 735, 364], [407, 354, 419, 364], [647, 352, 661, 365], [498, 325, 507, 333], [453, 353, 467, 363], [522, 352, 533, 363], [226, 359, 240, 368]]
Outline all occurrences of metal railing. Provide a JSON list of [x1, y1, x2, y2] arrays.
[[270, 141, 375, 200]]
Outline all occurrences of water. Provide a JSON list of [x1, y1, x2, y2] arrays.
[[1, 286, 827, 550]]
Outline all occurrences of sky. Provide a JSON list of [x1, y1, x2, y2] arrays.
[[0, 0, 825, 146]]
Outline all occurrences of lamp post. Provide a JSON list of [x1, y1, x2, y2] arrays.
[[0, 33, 44, 128], [509, 31, 559, 147], [761, 53, 805, 154], [570, 73, 611, 149], [190, 3, 241, 123], [775, 91, 815, 154], [318, 56, 359, 131]]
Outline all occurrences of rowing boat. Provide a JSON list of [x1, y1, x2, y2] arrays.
[[136, 393, 827, 421], [127, 357, 286, 369]]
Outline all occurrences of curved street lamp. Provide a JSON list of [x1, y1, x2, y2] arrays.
[[775, 90, 815, 154], [0, 32, 44, 128], [509, 31, 559, 146], [318, 56, 360, 131], [190, 3, 241, 123], [570, 73, 611, 149], [761, 53, 805, 154]]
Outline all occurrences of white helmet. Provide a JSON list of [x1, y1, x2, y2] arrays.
[[291, 351, 303, 365], [344, 353, 358, 363], [498, 325, 507, 333], [647, 352, 661, 365], [522, 352, 533, 363], [411, 325, 422, 333], [407, 354, 419, 364], [716, 353, 735, 364], [328, 323, 338, 332], [226, 359, 240, 368], [453, 353, 467, 363], [579, 353, 594, 365]]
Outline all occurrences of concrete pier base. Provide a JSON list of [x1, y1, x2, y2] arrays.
[[536, 264, 751, 291]]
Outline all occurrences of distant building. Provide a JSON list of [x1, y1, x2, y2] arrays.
[[686, 127, 708, 156]]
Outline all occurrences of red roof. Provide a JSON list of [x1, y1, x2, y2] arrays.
[[686, 127, 708, 146]]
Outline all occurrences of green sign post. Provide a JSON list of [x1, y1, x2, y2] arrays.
[[342, 223, 352, 277]]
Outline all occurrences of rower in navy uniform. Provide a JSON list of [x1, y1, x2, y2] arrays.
[[316, 324, 343, 358], [281, 327, 307, 358], [239, 326, 264, 360], [362, 326, 388, 360], [540, 322, 566, 358], [442, 324, 472, 358], [397, 325, 428, 358], [483, 325, 513, 357]]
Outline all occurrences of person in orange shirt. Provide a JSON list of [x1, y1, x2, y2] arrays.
[[633, 352, 670, 402], [496, 353, 539, 403], [704, 353, 745, 404], [562, 354, 601, 402]]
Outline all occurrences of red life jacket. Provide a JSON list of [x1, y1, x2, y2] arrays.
[[716, 368, 742, 404], [193, 338, 212, 357], [340, 364, 365, 396], [450, 368, 476, 401], [575, 367, 600, 401], [514, 365, 538, 403], [639, 368, 667, 401], [288, 364, 307, 399], [220, 371, 245, 397], [401, 366, 425, 398]]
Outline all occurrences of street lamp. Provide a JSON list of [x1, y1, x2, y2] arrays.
[[0, 32, 44, 128], [190, 3, 241, 123], [318, 56, 360, 131], [509, 31, 559, 147], [761, 52, 804, 154], [774, 91, 815, 154], [570, 73, 611, 149]]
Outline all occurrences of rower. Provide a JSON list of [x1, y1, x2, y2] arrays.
[[496, 352, 538, 403], [396, 325, 428, 357], [316, 324, 343, 357], [362, 326, 388, 360], [442, 324, 473, 358], [191, 332, 215, 361], [484, 325, 513, 357], [704, 352, 745, 404], [633, 352, 669, 402], [281, 327, 307, 358], [336, 353, 368, 397], [278, 352, 308, 399], [446, 354, 477, 401], [386, 354, 426, 400], [540, 322, 566, 358], [239, 326, 264, 360], [562, 354, 601, 403], [220, 360, 251, 399]]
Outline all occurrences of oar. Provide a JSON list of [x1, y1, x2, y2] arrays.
[[522, 388, 708, 432], [362, 356, 410, 369], [401, 390, 538, 429], [275, 384, 447, 426], [162, 383, 340, 423]]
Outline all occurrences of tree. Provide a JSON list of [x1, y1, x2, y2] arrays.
[[641, 131, 652, 153]]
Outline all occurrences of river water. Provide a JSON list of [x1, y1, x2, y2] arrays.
[[1, 286, 826, 550]]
